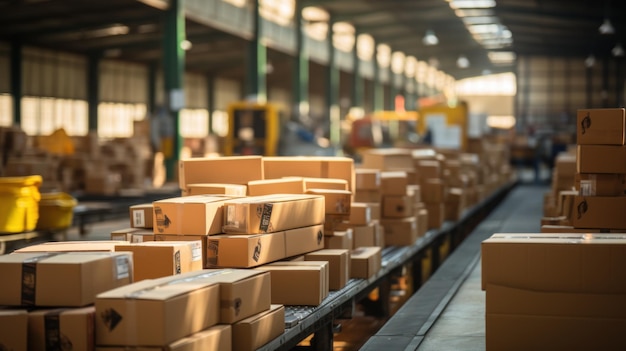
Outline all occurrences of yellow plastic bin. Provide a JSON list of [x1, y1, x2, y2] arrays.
[[36, 192, 78, 231], [0, 175, 43, 233]]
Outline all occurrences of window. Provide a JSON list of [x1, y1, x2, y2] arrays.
[[180, 109, 209, 138], [21, 96, 88, 136]]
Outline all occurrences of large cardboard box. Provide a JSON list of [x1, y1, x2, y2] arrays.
[[206, 232, 286, 268], [110, 228, 143, 242], [114, 241, 203, 281], [96, 325, 232, 351], [361, 149, 414, 171], [222, 194, 325, 234], [255, 262, 328, 306], [0, 252, 132, 307], [576, 108, 626, 145], [354, 189, 382, 203], [575, 173, 626, 196], [421, 178, 445, 203], [297, 177, 348, 191], [347, 202, 372, 225], [324, 230, 353, 250], [571, 196, 626, 229], [284, 224, 325, 258], [178, 156, 263, 189], [304, 249, 350, 290], [28, 306, 95, 351], [0, 309, 27, 351], [355, 168, 381, 190], [233, 305, 284, 351], [382, 195, 413, 218], [350, 247, 382, 279], [415, 160, 441, 180], [336, 222, 378, 248], [540, 225, 603, 233], [262, 156, 355, 194], [576, 145, 626, 173], [183, 183, 247, 196], [14, 241, 128, 253], [425, 202, 444, 229], [129, 203, 153, 229], [154, 233, 209, 267], [380, 171, 409, 195], [95, 273, 221, 346], [306, 189, 351, 216], [481, 233, 626, 292], [153, 195, 237, 235], [129, 230, 156, 243], [247, 178, 306, 196], [380, 217, 419, 246]]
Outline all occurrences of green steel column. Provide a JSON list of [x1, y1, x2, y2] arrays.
[[148, 62, 157, 119], [246, 0, 266, 102], [163, 0, 185, 180], [87, 53, 100, 131], [326, 15, 340, 147], [373, 45, 384, 112], [207, 74, 215, 134], [293, 1, 308, 118], [388, 72, 397, 110], [10, 41, 22, 126], [352, 29, 362, 109]]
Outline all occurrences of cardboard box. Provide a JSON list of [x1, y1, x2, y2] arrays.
[[324, 230, 353, 250], [422, 178, 445, 203], [380, 171, 409, 195], [184, 183, 247, 196], [284, 224, 325, 258], [576, 108, 625, 145], [425, 202, 444, 229], [407, 184, 422, 203], [375, 221, 386, 248], [247, 178, 306, 196], [540, 225, 603, 233], [350, 247, 382, 279], [354, 189, 382, 203], [554, 153, 577, 177], [0, 252, 132, 307], [481, 233, 626, 292], [206, 232, 286, 268], [347, 202, 372, 225], [304, 249, 350, 291], [306, 189, 351, 216], [380, 217, 419, 246], [572, 196, 626, 229], [296, 177, 348, 191], [110, 228, 142, 242], [129, 230, 156, 243], [233, 305, 284, 351], [222, 194, 325, 234], [576, 173, 626, 196], [417, 208, 428, 237], [577, 145, 626, 173], [95, 273, 221, 346], [178, 156, 263, 189], [154, 234, 208, 267], [361, 149, 414, 171], [115, 241, 203, 281], [382, 195, 413, 218], [336, 222, 377, 248], [262, 156, 355, 194], [369, 202, 381, 220], [355, 168, 381, 190], [0, 309, 27, 351], [129, 203, 154, 229], [153, 195, 237, 235], [415, 160, 441, 180], [98, 325, 232, 351], [14, 241, 128, 253], [28, 306, 95, 351], [255, 263, 328, 305]]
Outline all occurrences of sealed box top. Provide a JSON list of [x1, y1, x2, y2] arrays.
[[14, 241, 129, 253], [154, 194, 238, 205]]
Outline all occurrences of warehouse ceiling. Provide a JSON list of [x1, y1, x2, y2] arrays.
[[0, 0, 625, 82]]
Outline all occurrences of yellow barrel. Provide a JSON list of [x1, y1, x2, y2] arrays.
[[0, 175, 43, 233], [36, 192, 78, 231]]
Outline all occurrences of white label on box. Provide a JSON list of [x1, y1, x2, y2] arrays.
[[115, 256, 130, 279], [133, 210, 145, 227], [191, 242, 202, 262], [131, 235, 143, 243]]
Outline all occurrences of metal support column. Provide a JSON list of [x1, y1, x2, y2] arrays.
[[246, 0, 266, 102], [293, 1, 308, 118], [352, 30, 363, 110], [326, 15, 340, 148], [147, 62, 157, 119], [388, 73, 397, 111], [87, 53, 100, 132], [373, 45, 384, 112], [10, 41, 22, 126], [163, 0, 185, 180], [207, 74, 215, 134]]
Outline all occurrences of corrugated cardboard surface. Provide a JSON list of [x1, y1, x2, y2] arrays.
[[380, 171, 409, 196], [28, 306, 95, 351], [153, 195, 238, 235], [14, 241, 128, 253], [305, 249, 350, 290], [0, 309, 27, 351], [284, 224, 324, 258], [576, 108, 625, 145], [262, 156, 355, 194], [185, 183, 247, 196], [380, 217, 419, 246], [576, 144, 626, 174], [206, 232, 286, 268], [248, 178, 306, 196], [350, 247, 382, 279], [348, 203, 372, 225], [571, 196, 626, 229], [178, 156, 263, 189], [114, 241, 203, 281], [129, 203, 153, 229], [575, 173, 626, 196], [233, 305, 284, 351], [382, 195, 414, 218], [355, 168, 381, 190], [324, 230, 353, 250], [255, 264, 327, 305], [306, 189, 352, 216], [361, 149, 414, 171]]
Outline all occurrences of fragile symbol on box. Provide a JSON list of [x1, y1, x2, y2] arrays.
[[580, 113, 591, 134], [154, 207, 171, 233], [577, 199, 588, 219], [100, 308, 122, 332], [253, 239, 262, 262], [317, 230, 323, 245], [207, 240, 219, 266]]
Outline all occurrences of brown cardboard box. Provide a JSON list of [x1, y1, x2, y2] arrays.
[[382, 195, 413, 218], [129, 230, 156, 243], [266, 260, 330, 300], [184, 183, 247, 196], [571, 196, 626, 229], [306, 189, 351, 216], [380, 217, 419, 246], [324, 230, 353, 250], [335, 222, 377, 248], [422, 179, 445, 203], [129, 203, 154, 229], [361, 148, 414, 171], [296, 177, 349, 191], [425, 202, 444, 229], [350, 247, 382, 279], [555, 153, 577, 177], [375, 221, 386, 248], [576, 145, 626, 173], [233, 305, 284, 351], [115, 241, 203, 281], [97, 324, 232, 351], [540, 225, 603, 233], [369, 202, 381, 220], [94, 273, 221, 346], [222, 194, 325, 234], [576, 108, 625, 145], [415, 160, 441, 180], [178, 156, 263, 189], [154, 234, 208, 267], [153, 195, 237, 235], [355, 168, 381, 190], [0, 309, 27, 351], [407, 184, 422, 203], [285, 224, 325, 258], [354, 189, 382, 203], [110, 228, 143, 241], [0, 252, 132, 307], [380, 171, 409, 195], [205, 232, 286, 268], [255, 263, 328, 305], [481, 233, 626, 292], [28, 306, 95, 351], [84, 172, 121, 196], [248, 178, 306, 196], [304, 249, 350, 290], [575, 173, 626, 196], [262, 156, 355, 194], [14, 241, 128, 253], [347, 202, 372, 225], [417, 208, 428, 237]]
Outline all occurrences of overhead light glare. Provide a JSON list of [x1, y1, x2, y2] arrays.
[[462, 16, 499, 25], [599, 18, 615, 35], [585, 54, 596, 68], [457, 55, 470, 68], [450, 0, 496, 10], [422, 29, 439, 46], [181, 39, 192, 51], [612, 43, 624, 57], [488, 51, 516, 63], [455, 9, 494, 17]]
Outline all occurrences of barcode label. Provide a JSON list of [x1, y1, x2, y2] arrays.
[[115, 256, 130, 280], [133, 210, 145, 227], [191, 242, 202, 262]]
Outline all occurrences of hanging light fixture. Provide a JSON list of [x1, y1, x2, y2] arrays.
[[457, 55, 470, 68], [612, 43, 624, 57], [599, 18, 615, 34], [585, 54, 596, 67], [422, 29, 439, 46]]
